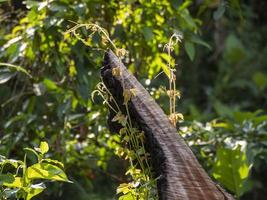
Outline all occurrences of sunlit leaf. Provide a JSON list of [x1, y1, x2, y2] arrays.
[[27, 163, 70, 182], [118, 192, 135, 200], [123, 88, 137, 104], [40, 141, 49, 154], [117, 183, 131, 194], [42, 158, 64, 168], [212, 146, 251, 198], [25, 183, 46, 200], [2, 177, 23, 188], [43, 79, 59, 91]]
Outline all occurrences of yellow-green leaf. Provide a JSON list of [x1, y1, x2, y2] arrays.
[[27, 163, 70, 182], [117, 183, 131, 194], [25, 183, 46, 200], [40, 141, 49, 154], [212, 145, 251, 198], [123, 88, 137, 104], [3, 177, 23, 188]]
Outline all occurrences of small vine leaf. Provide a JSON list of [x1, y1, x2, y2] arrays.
[[119, 127, 127, 135], [116, 48, 128, 57], [167, 90, 181, 98], [123, 88, 137, 104], [112, 67, 121, 77], [169, 113, 184, 125], [112, 112, 127, 126]]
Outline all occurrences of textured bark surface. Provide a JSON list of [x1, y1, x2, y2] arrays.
[[101, 50, 234, 200]]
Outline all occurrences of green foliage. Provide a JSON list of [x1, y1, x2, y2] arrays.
[[212, 146, 251, 198], [181, 110, 267, 199], [0, 142, 70, 200]]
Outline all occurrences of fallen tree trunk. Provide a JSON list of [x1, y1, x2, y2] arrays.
[[101, 49, 234, 200]]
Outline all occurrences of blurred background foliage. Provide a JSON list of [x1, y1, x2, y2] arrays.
[[0, 0, 266, 199]]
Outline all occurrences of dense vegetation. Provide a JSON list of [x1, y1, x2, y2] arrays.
[[0, 0, 266, 199]]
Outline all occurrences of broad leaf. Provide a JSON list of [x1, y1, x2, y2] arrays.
[[0, 173, 15, 185], [42, 158, 64, 168], [142, 27, 154, 41], [43, 79, 59, 91], [212, 146, 251, 197], [118, 192, 135, 200], [27, 163, 70, 182], [185, 41, 195, 61], [213, 2, 226, 20], [2, 177, 23, 188], [25, 183, 46, 200]]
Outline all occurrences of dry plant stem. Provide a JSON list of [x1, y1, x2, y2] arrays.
[[93, 82, 152, 182], [70, 22, 152, 197], [65, 22, 118, 51], [165, 33, 182, 126]]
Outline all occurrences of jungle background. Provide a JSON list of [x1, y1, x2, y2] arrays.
[[0, 0, 267, 199]]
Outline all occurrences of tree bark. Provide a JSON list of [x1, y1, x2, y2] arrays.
[[101, 49, 234, 200]]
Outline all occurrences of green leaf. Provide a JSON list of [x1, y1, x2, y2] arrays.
[[40, 141, 49, 154], [170, 0, 182, 10], [25, 183, 46, 200], [224, 34, 246, 64], [142, 27, 154, 41], [118, 192, 135, 200], [179, 9, 197, 31], [190, 35, 211, 50], [213, 2, 226, 20], [1, 159, 20, 169], [0, 174, 15, 185], [2, 177, 23, 188], [148, 54, 163, 79], [252, 72, 267, 90], [0, 68, 15, 84], [160, 63, 170, 79], [185, 41, 195, 61], [24, 147, 40, 160], [27, 163, 70, 182], [43, 79, 59, 91], [1, 188, 20, 199], [213, 101, 235, 118], [212, 146, 251, 198], [160, 53, 175, 79], [117, 183, 131, 195], [42, 158, 64, 168]]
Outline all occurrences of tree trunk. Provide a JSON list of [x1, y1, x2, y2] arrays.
[[101, 49, 234, 200]]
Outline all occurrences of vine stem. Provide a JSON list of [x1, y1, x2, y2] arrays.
[[65, 22, 118, 52]]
